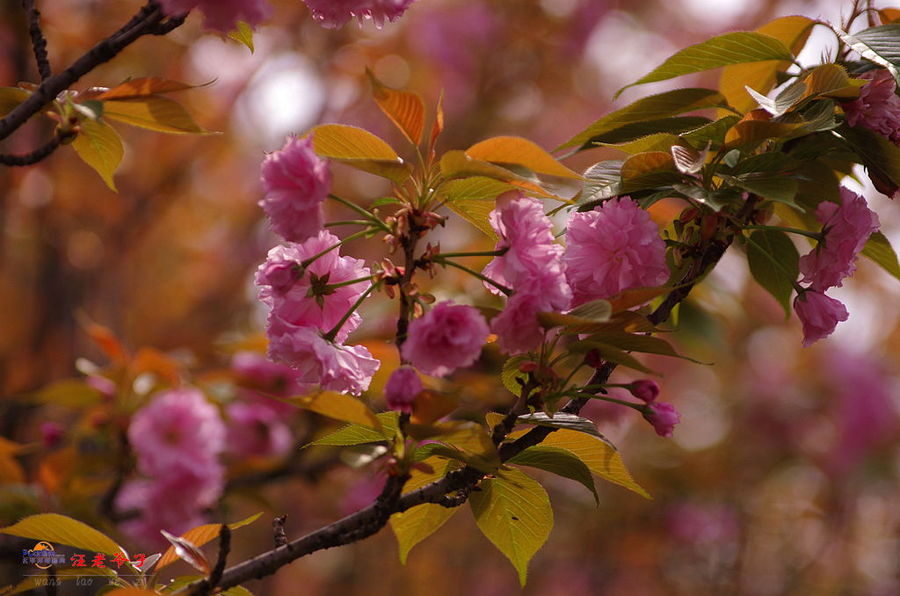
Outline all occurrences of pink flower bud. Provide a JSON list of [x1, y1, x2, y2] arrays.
[[642, 401, 680, 437], [384, 366, 423, 413], [629, 379, 660, 403]]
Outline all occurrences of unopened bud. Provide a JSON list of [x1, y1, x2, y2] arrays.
[[629, 379, 660, 403]]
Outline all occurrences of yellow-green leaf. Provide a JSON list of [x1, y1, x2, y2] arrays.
[[228, 21, 255, 53], [438, 176, 516, 202], [368, 69, 425, 146], [72, 118, 123, 191], [156, 513, 261, 571], [308, 411, 399, 447], [508, 446, 599, 505], [444, 197, 498, 239], [390, 459, 456, 563], [862, 230, 900, 281], [0, 87, 30, 117], [0, 513, 127, 557], [466, 136, 581, 179], [291, 391, 381, 430], [308, 124, 409, 183], [619, 151, 680, 193], [723, 115, 804, 149], [96, 77, 199, 100], [103, 96, 210, 134], [470, 468, 553, 586], [801, 64, 864, 101], [439, 151, 553, 197], [538, 429, 650, 498]]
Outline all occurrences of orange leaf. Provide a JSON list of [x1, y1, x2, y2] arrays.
[[80, 317, 127, 364], [96, 77, 201, 100], [429, 91, 444, 159], [466, 136, 581, 179], [411, 390, 458, 425], [156, 513, 261, 571], [368, 69, 425, 146]]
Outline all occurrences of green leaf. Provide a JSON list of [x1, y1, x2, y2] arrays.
[[834, 24, 900, 82], [862, 230, 900, 281], [681, 115, 741, 148], [1, 513, 127, 557], [467, 136, 581, 179], [516, 412, 604, 439], [745, 79, 806, 117], [590, 116, 711, 146], [501, 355, 531, 396], [72, 118, 124, 191], [157, 513, 261, 571], [470, 468, 553, 586], [577, 331, 706, 364], [537, 429, 649, 498], [619, 32, 794, 96], [228, 21, 255, 53], [0, 87, 30, 117], [307, 411, 399, 447], [746, 229, 800, 317], [559, 88, 726, 151], [103, 96, 211, 134], [725, 174, 800, 208], [221, 587, 255, 596], [566, 299, 612, 321], [507, 446, 599, 505], [564, 340, 658, 374], [577, 160, 623, 205], [308, 124, 409, 183], [671, 144, 705, 175], [838, 124, 900, 196]]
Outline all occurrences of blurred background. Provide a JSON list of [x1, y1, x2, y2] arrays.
[[1, 0, 898, 594]]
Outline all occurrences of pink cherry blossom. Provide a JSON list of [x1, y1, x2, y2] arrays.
[[564, 197, 669, 306], [490, 292, 549, 355], [128, 388, 226, 477], [158, 0, 270, 33], [401, 302, 489, 377], [267, 321, 379, 395], [231, 351, 307, 414], [642, 401, 680, 437], [260, 136, 331, 243], [384, 366, 423, 413], [303, 0, 414, 29], [793, 290, 849, 347], [629, 379, 660, 403], [226, 402, 293, 458], [799, 188, 879, 290], [843, 69, 900, 143], [256, 231, 371, 343]]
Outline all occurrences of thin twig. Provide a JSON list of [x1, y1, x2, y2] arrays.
[[0, 129, 73, 166], [22, 0, 51, 80]]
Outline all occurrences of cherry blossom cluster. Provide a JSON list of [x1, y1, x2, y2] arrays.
[[842, 69, 900, 144], [116, 388, 226, 547], [793, 188, 879, 346], [303, 0, 416, 29]]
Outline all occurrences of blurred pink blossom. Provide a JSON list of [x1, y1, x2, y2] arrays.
[[40, 421, 64, 449], [231, 351, 307, 414], [564, 198, 669, 306], [260, 136, 331, 243], [401, 302, 489, 377], [267, 321, 379, 395], [843, 69, 900, 143], [799, 188, 879, 290], [256, 231, 371, 343], [643, 401, 680, 437], [303, 0, 414, 29], [793, 290, 849, 346], [158, 0, 270, 33], [667, 502, 740, 547], [384, 366, 422, 413], [226, 402, 293, 458]]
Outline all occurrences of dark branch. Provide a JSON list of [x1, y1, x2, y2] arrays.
[[273, 515, 288, 548], [191, 525, 231, 596], [22, 0, 51, 80], [0, 129, 73, 166], [0, 1, 185, 142]]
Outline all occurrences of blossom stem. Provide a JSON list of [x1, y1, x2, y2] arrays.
[[430, 248, 508, 259], [322, 284, 376, 342], [432, 257, 513, 296], [325, 220, 372, 228], [327, 193, 391, 232], [743, 224, 822, 241], [300, 228, 370, 269], [571, 391, 645, 410], [322, 275, 377, 291]]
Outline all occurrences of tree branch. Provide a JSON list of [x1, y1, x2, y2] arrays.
[[0, 1, 185, 142], [22, 0, 51, 80], [0, 129, 73, 166]]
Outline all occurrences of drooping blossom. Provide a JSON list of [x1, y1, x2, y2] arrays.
[[564, 197, 669, 306], [384, 366, 423, 413], [260, 136, 331, 243], [401, 302, 489, 377], [225, 402, 293, 458], [127, 388, 226, 477], [482, 192, 571, 354], [303, 0, 415, 29], [629, 379, 660, 403], [793, 289, 849, 347], [267, 321, 379, 395], [843, 69, 900, 144], [256, 231, 371, 343], [799, 188, 879, 290], [158, 0, 270, 33], [642, 401, 681, 437]]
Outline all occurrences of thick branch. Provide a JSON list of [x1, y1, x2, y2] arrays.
[[23, 0, 51, 80], [0, 129, 72, 166], [0, 1, 184, 142]]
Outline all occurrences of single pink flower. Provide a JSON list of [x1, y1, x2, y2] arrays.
[[267, 321, 379, 395], [226, 402, 293, 458], [256, 231, 371, 343], [128, 388, 225, 477], [401, 302, 489, 377], [384, 366, 423, 413], [794, 290, 849, 347], [799, 188, 879, 290], [564, 198, 669, 306], [629, 379, 660, 403], [843, 69, 900, 143], [642, 401, 680, 437], [303, 0, 414, 29], [158, 0, 270, 33], [260, 136, 331, 243], [490, 292, 549, 355], [482, 192, 570, 304]]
